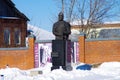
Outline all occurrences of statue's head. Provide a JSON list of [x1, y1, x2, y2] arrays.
[[58, 12, 64, 21]]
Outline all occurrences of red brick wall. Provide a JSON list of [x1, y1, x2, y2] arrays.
[[79, 35, 120, 64], [0, 37, 34, 70]]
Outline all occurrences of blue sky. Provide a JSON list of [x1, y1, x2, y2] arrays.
[[12, 0, 120, 32], [13, 0, 60, 32]]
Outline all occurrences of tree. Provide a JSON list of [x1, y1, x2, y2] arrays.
[[76, 0, 117, 38], [54, 0, 118, 38], [53, 0, 76, 22]]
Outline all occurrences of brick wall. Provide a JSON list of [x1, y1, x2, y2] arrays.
[[79, 35, 120, 64], [0, 37, 34, 70]]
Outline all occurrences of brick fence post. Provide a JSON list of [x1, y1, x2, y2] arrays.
[[78, 33, 85, 63], [27, 35, 35, 68]]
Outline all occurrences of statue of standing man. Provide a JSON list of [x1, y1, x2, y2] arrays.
[[52, 12, 71, 40], [51, 12, 72, 71]]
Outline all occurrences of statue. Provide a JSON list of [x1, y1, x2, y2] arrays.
[[51, 12, 72, 71], [52, 12, 71, 40]]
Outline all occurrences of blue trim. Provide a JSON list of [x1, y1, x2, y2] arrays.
[[0, 47, 28, 50], [86, 38, 120, 41], [0, 16, 20, 19]]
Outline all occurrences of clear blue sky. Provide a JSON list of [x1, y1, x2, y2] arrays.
[[12, 0, 120, 32], [13, 0, 60, 32]]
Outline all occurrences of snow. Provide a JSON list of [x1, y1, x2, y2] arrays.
[[0, 62, 120, 80], [70, 20, 120, 25], [27, 24, 55, 40], [104, 21, 120, 24], [70, 19, 87, 25]]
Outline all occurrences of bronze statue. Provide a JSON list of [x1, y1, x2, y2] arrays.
[[51, 12, 72, 71], [52, 12, 71, 40]]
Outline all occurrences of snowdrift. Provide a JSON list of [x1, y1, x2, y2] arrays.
[[0, 62, 120, 80]]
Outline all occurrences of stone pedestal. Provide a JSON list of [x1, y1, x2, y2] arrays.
[[51, 40, 72, 71]]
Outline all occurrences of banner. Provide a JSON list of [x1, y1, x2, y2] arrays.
[[34, 42, 79, 68]]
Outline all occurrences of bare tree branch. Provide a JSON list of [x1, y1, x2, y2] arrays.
[[54, 0, 119, 38]]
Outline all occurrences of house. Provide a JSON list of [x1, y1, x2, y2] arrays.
[[0, 0, 35, 69], [0, 0, 29, 48], [71, 23, 120, 38]]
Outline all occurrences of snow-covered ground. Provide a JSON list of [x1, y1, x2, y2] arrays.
[[0, 62, 120, 80]]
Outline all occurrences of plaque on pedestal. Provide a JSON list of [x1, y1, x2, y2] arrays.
[[51, 40, 66, 66]]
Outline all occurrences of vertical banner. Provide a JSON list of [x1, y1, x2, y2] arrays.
[[39, 43, 52, 67], [66, 40, 71, 63], [76, 42, 79, 63], [71, 42, 75, 63], [34, 43, 39, 68], [73, 42, 79, 63]]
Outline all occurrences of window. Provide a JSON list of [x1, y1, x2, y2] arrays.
[[14, 28, 21, 45], [4, 28, 10, 45]]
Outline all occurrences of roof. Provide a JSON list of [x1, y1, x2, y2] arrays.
[[0, 0, 29, 21], [71, 23, 120, 30], [28, 24, 55, 40]]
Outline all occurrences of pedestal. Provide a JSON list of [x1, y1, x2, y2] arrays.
[[51, 40, 72, 71]]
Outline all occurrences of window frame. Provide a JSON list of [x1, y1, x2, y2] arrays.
[[14, 28, 21, 45], [4, 28, 10, 45]]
